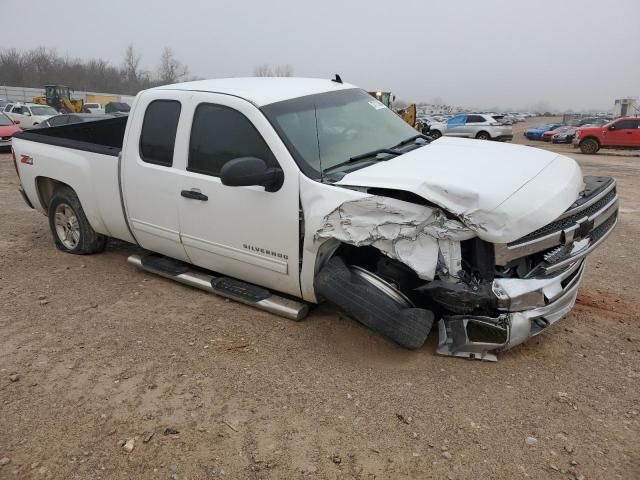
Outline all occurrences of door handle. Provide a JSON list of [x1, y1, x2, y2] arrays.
[[626, 131, 632, 134], [181, 189, 208, 201]]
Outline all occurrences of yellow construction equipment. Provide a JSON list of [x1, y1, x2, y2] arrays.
[[398, 103, 417, 128], [368, 91, 394, 109], [33, 85, 84, 113], [368, 91, 422, 131]]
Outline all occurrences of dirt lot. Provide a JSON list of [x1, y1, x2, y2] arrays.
[[1, 119, 639, 479]]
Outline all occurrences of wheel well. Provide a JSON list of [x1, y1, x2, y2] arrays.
[[580, 136, 600, 146], [476, 130, 490, 138], [35, 177, 72, 213]]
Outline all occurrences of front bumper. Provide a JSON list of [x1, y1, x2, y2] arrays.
[[437, 260, 585, 361], [437, 176, 618, 361]]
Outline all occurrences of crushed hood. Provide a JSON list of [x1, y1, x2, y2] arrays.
[[337, 137, 584, 243]]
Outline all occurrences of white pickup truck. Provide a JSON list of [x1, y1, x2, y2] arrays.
[[11, 78, 619, 360]]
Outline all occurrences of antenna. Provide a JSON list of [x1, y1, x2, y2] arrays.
[[313, 104, 323, 182], [332, 74, 343, 84]]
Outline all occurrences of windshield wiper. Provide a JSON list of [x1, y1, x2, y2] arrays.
[[348, 148, 400, 162], [323, 136, 430, 175], [392, 134, 431, 149], [322, 148, 399, 174]]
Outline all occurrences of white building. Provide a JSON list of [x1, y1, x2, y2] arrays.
[[613, 97, 639, 117]]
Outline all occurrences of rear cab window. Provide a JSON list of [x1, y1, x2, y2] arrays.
[[139, 100, 181, 166], [187, 103, 278, 177]]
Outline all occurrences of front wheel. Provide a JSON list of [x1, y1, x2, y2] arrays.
[[579, 138, 600, 154], [429, 129, 442, 139], [475, 131, 490, 140], [48, 186, 107, 254]]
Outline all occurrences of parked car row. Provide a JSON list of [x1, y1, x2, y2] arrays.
[[426, 113, 513, 141], [524, 117, 640, 153], [2, 102, 58, 129]]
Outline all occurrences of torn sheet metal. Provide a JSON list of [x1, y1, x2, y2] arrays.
[[336, 137, 585, 243], [314, 196, 475, 280]]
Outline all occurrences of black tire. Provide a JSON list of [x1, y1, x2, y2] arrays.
[[429, 129, 442, 139], [48, 186, 107, 254], [315, 257, 434, 349], [475, 131, 490, 140], [579, 138, 599, 154]]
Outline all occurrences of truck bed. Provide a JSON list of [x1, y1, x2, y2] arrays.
[[15, 116, 127, 156], [12, 115, 135, 244]]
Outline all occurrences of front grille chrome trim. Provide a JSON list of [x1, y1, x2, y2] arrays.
[[495, 183, 618, 266]]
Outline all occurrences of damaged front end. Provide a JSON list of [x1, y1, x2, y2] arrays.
[[434, 176, 618, 361], [314, 176, 618, 360]]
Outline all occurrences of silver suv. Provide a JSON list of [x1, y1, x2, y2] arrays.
[[428, 113, 513, 141]]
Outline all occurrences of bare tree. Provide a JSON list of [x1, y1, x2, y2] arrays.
[[122, 44, 142, 84], [253, 64, 293, 77], [157, 47, 189, 84], [0, 46, 193, 95], [273, 64, 293, 77], [253, 64, 273, 77]]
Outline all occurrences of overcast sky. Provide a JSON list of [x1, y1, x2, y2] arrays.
[[4, 0, 639, 110]]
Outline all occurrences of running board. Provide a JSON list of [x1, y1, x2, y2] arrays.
[[127, 253, 309, 321]]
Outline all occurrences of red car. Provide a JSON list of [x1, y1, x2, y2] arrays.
[[0, 112, 22, 151], [541, 125, 572, 142], [574, 117, 640, 154]]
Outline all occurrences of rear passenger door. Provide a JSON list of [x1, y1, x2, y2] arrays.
[[463, 114, 488, 137], [174, 92, 301, 297], [122, 91, 190, 261]]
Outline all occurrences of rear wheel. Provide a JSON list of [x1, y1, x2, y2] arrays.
[[476, 131, 490, 140], [579, 138, 600, 154], [48, 187, 107, 254]]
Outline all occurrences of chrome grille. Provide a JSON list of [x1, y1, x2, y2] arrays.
[[494, 177, 618, 267]]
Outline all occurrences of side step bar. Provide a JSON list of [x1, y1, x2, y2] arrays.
[[127, 253, 309, 321]]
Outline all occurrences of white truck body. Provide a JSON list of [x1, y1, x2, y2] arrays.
[[11, 78, 619, 360]]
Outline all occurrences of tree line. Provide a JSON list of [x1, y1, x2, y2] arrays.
[[0, 45, 193, 95], [0, 45, 294, 96]]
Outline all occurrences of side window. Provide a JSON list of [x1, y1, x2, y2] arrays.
[[466, 115, 485, 123], [613, 120, 634, 130], [12, 106, 23, 114], [139, 100, 181, 166], [188, 103, 277, 177], [447, 114, 467, 127]]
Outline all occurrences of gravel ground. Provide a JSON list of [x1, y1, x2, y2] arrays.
[[1, 119, 639, 479]]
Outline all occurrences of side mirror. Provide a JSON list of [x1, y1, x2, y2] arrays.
[[24, 111, 31, 117], [608, 125, 616, 130], [13, 120, 20, 125], [220, 157, 284, 193]]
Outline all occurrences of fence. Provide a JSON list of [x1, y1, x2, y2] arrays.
[[0, 85, 136, 106]]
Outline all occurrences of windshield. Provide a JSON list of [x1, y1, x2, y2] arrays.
[[262, 89, 418, 177], [0, 113, 13, 126], [30, 106, 57, 116]]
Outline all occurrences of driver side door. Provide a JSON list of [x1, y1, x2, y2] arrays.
[[605, 119, 638, 147], [174, 92, 302, 297], [445, 114, 467, 137]]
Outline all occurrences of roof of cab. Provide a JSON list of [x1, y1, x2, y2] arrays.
[[150, 77, 358, 107]]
